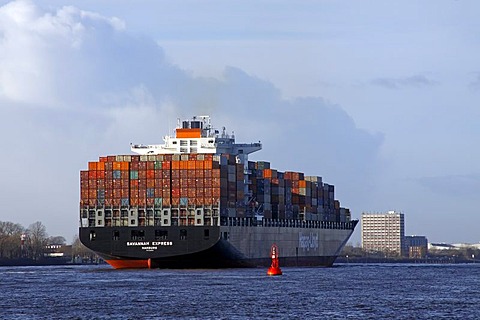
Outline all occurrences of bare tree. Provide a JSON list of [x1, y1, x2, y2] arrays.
[[0, 221, 25, 258], [26, 221, 48, 260], [47, 236, 67, 245], [72, 235, 97, 263]]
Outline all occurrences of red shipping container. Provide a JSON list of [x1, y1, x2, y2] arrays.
[[131, 162, 139, 170], [147, 170, 155, 179], [172, 188, 180, 197], [147, 161, 154, 170], [162, 161, 171, 169], [139, 161, 147, 170]]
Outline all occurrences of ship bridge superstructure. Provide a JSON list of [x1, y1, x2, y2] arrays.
[[131, 116, 262, 163]]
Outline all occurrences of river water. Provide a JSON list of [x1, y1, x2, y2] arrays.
[[1, 263, 479, 319]]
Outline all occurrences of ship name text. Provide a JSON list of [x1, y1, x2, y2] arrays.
[[127, 241, 173, 246], [299, 233, 319, 251]]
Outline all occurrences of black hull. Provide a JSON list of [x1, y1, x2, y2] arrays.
[[80, 224, 354, 269]]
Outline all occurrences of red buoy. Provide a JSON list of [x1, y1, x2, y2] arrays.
[[267, 244, 282, 276]]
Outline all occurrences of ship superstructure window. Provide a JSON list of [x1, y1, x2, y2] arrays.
[[131, 230, 145, 240], [155, 230, 168, 240], [180, 229, 187, 240], [180, 140, 188, 146], [190, 140, 197, 146], [113, 230, 120, 241]]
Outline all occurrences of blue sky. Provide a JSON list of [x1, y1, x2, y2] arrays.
[[0, 0, 479, 244]]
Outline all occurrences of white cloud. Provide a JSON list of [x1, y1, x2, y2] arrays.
[[371, 75, 439, 89], [0, 0, 383, 240], [0, 0, 127, 107]]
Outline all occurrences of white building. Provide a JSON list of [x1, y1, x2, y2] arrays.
[[361, 211, 406, 257]]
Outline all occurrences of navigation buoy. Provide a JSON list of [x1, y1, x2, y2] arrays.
[[267, 244, 282, 276]]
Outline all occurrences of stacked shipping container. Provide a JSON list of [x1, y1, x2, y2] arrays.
[[80, 154, 351, 227]]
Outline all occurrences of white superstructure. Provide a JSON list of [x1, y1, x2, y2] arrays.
[[131, 116, 262, 163]]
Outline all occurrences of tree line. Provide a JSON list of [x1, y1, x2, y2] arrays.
[[0, 220, 67, 261]]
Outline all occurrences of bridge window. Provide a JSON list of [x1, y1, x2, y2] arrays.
[[180, 229, 187, 240], [155, 230, 168, 240], [131, 230, 145, 240]]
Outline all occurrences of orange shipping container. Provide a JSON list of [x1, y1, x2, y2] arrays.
[[171, 161, 180, 170], [195, 160, 204, 169], [88, 189, 97, 199], [147, 180, 155, 188], [120, 162, 129, 171], [263, 169, 272, 178], [204, 160, 213, 169], [88, 162, 98, 171], [176, 128, 201, 138], [97, 162, 106, 171]]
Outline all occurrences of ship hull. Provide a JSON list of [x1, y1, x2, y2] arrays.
[[80, 221, 356, 269]]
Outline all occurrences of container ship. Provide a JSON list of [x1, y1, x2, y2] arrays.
[[79, 116, 357, 269]]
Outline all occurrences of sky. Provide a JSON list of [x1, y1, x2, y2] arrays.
[[0, 0, 479, 244]]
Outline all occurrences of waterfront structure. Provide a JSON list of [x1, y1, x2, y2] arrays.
[[405, 236, 428, 258], [361, 211, 406, 257]]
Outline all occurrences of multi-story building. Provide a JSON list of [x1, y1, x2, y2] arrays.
[[361, 211, 406, 257], [405, 235, 428, 258]]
